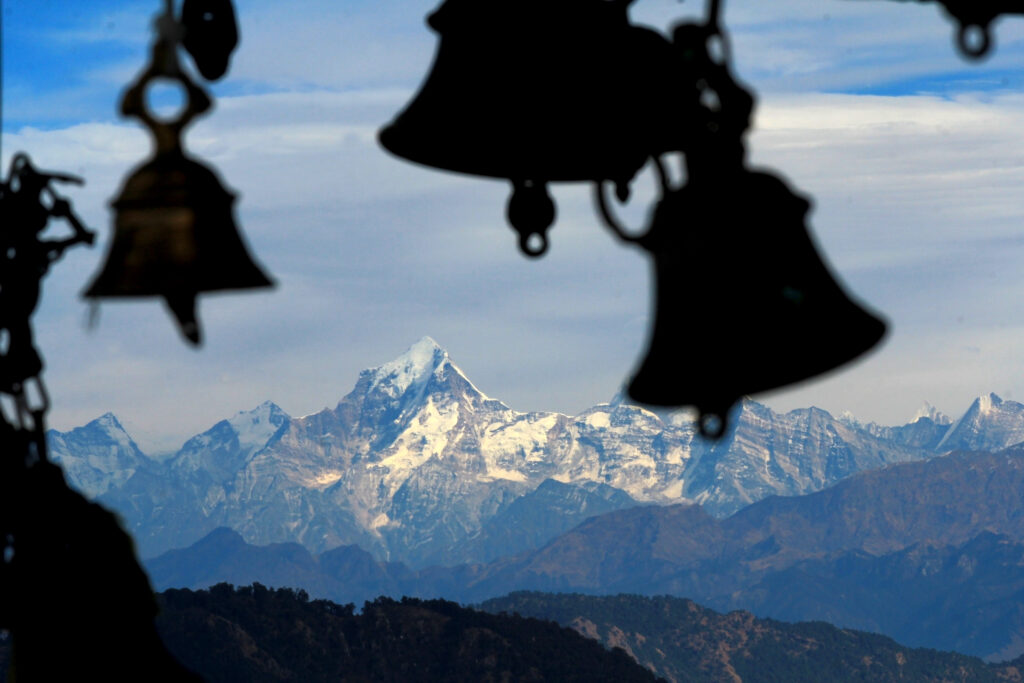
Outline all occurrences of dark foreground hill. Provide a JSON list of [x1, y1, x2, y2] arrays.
[[481, 593, 1024, 683], [5, 586, 1023, 682], [152, 584, 662, 682]]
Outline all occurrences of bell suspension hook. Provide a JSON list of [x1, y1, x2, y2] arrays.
[[507, 180, 556, 258], [594, 156, 673, 244]]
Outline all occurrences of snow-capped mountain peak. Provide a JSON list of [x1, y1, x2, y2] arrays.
[[47, 412, 149, 498], [978, 392, 1001, 415], [911, 402, 952, 426], [94, 411, 122, 428], [368, 337, 450, 398], [173, 401, 290, 477], [93, 412, 135, 445], [354, 337, 497, 418], [51, 411, 142, 457], [839, 410, 864, 428], [935, 393, 1024, 452], [225, 401, 290, 456]]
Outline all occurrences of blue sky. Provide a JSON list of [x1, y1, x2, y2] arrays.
[[5, 0, 1024, 452]]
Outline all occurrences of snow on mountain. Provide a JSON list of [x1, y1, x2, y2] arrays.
[[838, 410, 864, 428], [912, 401, 952, 426], [53, 340, 1024, 568], [935, 393, 1024, 452], [367, 337, 461, 399], [173, 401, 290, 479], [48, 413, 151, 498], [230, 401, 291, 455], [210, 401, 289, 457]]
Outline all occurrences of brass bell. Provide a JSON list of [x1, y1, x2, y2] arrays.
[[626, 169, 886, 437], [83, 153, 272, 345], [379, 0, 685, 254], [83, 0, 272, 345]]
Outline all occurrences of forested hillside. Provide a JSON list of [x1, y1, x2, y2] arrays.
[[153, 584, 662, 682]]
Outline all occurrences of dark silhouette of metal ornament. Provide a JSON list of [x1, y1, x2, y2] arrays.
[[181, 0, 239, 80], [0, 7, 226, 681], [379, 0, 685, 256], [83, 0, 272, 345], [600, 5, 886, 438], [0, 155, 201, 680], [875, 0, 1024, 58], [0, 154, 95, 413]]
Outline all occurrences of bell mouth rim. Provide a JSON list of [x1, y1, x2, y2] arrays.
[[83, 278, 274, 295], [378, 124, 647, 185]]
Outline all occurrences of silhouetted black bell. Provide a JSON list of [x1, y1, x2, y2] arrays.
[[627, 169, 886, 437], [379, 0, 685, 255], [82, 152, 273, 345]]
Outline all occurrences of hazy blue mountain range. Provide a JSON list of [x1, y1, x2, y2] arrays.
[[146, 447, 1024, 661], [48, 337, 1024, 567]]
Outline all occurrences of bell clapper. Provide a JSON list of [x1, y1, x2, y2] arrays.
[[615, 180, 631, 203], [506, 180, 556, 258], [180, 0, 240, 81], [165, 292, 202, 346], [594, 157, 672, 245], [698, 411, 728, 440]]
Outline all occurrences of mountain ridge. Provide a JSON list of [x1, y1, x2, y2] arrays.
[[49, 337, 1024, 566]]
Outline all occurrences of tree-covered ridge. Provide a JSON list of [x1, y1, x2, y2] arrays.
[[153, 584, 664, 682], [6, 586, 1024, 681], [480, 592, 1024, 683]]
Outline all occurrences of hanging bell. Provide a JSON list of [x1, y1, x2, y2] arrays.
[[379, 0, 685, 255], [83, 0, 272, 345], [83, 153, 272, 345], [627, 169, 886, 437]]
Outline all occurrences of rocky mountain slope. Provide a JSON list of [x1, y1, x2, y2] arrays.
[[49, 338, 1024, 566]]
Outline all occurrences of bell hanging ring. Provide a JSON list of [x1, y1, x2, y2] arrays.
[[83, 0, 272, 346], [939, 1, 1001, 59], [896, 0, 1024, 59], [379, 0, 686, 256]]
